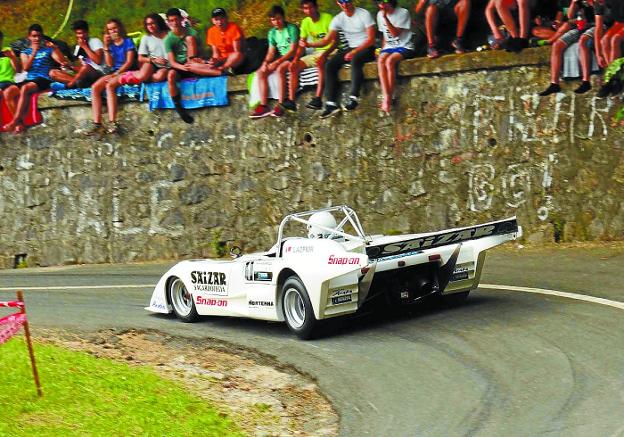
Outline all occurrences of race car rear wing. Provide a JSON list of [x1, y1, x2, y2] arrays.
[[365, 217, 519, 260]]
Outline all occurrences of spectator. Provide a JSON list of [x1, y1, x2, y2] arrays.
[[163, 7, 212, 124], [539, 0, 598, 96], [49, 20, 105, 89], [0, 30, 20, 95], [249, 5, 299, 118], [531, 1, 566, 40], [595, 0, 624, 96], [116, 13, 170, 85], [415, 0, 471, 59], [314, 0, 376, 118], [283, 0, 335, 113], [485, 0, 531, 51], [2, 24, 66, 134], [205, 8, 245, 74], [376, 0, 414, 113], [86, 18, 137, 136]]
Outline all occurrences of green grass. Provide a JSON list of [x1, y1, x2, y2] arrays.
[[0, 337, 244, 436]]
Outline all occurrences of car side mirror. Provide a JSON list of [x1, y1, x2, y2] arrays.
[[230, 245, 242, 259]]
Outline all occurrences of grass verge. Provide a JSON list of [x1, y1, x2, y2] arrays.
[[0, 337, 244, 436]]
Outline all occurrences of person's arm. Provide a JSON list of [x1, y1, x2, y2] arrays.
[[5, 49, 21, 73], [344, 25, 375, 61], [79, 39, 103, 64], [304, 29, 337, 49], [269, 41, 298, 69], [262, 46, 277, 70], [21, 42, 39, 71], [50, 43, 71, 66], [317, 39, 337, 63], [103, 33, 114, 67], [414, 0, 428, 15], [382, 12, 402, 38]]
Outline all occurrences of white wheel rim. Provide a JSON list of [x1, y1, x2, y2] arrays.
[[170, 279, 192, 317], [284, 287, 306, 329]]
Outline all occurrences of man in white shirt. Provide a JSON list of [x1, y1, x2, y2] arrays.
[[310, 0, 376, 117], [49, 20, 105, 88], [376, 0, 414, 113]]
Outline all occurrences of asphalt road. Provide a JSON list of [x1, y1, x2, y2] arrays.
[[1, 245, 623, 436]]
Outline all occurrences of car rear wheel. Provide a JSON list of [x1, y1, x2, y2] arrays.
[[282, 276, 318, 340], [168, 277, 199, 322]]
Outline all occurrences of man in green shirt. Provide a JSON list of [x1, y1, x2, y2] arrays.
[[0, 30, 19, 91], [164, 7, 199, 124], [249, 5, 299, 118], [286, 0, 335, 112]]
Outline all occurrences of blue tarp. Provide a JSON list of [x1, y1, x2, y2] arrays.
[[145, 76, 228, 111]]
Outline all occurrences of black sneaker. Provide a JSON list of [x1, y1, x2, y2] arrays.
[[596, 81, 613, 99], [610, 78, 623, 96], [320, 104, 340, 119], [281, 99, 297, 112], [342, 97, 358, 111], [306, 96, 323, 110], [538, 83, 561, 97]]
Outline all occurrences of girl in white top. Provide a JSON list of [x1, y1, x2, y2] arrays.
[[376, 0, 414, 113]]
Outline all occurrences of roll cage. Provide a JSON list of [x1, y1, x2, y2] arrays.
[[276, 205, 370, 257]]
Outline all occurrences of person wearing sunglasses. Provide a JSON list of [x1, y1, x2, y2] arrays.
[[376, 0, 414, 113]]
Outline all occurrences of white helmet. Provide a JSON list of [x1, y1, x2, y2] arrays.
[[307, 211, 338, 239]]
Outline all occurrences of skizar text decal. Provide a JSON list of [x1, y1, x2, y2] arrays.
[[191, 271, 227, 295], [366, 219, 518, 259]]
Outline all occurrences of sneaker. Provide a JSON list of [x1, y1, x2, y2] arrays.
[[427, 45, 440, 59], [281, 99, 297, 112], [84, 122, 104, 136], [107, 121, 122, 134], [342, 97, 358, 111], [538, 83, 562, 97], [573, 81, 591, 94], [271, 104, 285, 117], [306, 96, 323, 110], [451, 38, 466, 54], [249, 104, 272, 119], [320, 104, 340, 119]]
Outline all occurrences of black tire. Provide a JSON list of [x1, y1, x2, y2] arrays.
[[281, 276, 318, 340], [168, 277, 199, 322], [442, 291, 470, 306]]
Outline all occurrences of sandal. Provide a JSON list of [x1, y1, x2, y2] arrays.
[[106, 122, 122, 135], [490, 38, 506, 50]]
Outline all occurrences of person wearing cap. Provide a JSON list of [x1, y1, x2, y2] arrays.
[[281, 0, 335, 113], [376, 0, 414, 113], [206, 8, 245, 74], [249, 5, 299, 118], [309, 0, 376, 118], [414, 0, 471, 59]]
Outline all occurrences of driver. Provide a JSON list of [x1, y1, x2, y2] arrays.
[[307, 211, 338, 239]]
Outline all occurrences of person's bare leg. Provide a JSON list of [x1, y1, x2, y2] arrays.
[[151, 68, 167, 82], [132, 63, 155, 82], [257, 65, 269, 106], [276, 62, 290, 103], [222, 52, 244, 70], [385, 52, 404, 110], [377, 53, 390, 110], [539, 39, 566, 95], [574, 34, 593, 93], [106, 76, 122, 122], [91, 76, 108, 123], [425, 4, 439, 46], [168, 69, 193, 124], [454, 0, 471, 39], [3, 85, 19, 116], [486, 0, 505, 42], [315, 58, 326, 98], [517, 0, 530, 39], [496, 0, 519, 38], [4, 82, 37, 130], [288, 60, 305, 101], [185, 63, 222, 76], [49, 69, 75, 84]]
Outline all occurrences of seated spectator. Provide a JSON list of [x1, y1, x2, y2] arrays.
[[205, 8, 245, 74], [0, 30, 20, 95], [595, 0, 624, 96], [3, 24, 66, 134], [414, 0, 471, 59], [49, 20, 105, 89], [314, 0, 376, 117], [485, 0, 531, 51], [281, 0, 335, 113], [376, 0, 414, 113], [539, 0, 599, 96], [163, 7, 222, 124], [117, 13, 170, 85], [249, 5, 299, 118], [531, 0, 566, 40], [86, 18, 137, 136]]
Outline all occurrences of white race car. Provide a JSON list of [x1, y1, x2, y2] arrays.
[[147, 205, 521, 339]]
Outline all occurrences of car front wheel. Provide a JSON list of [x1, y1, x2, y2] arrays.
[[168, 277, 199, 322], [282, 276, 318, 340]]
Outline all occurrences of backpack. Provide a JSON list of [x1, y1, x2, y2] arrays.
[[234, 36, 268, 75]]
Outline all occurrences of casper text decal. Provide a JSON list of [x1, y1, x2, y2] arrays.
[[191, 271, 227, 295]]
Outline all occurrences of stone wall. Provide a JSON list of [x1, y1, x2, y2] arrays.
[[1, 48, 623, 268]]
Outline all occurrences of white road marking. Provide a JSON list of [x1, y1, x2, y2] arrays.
[[0, 284, 155, 291], [480, 284, 624, 311]]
